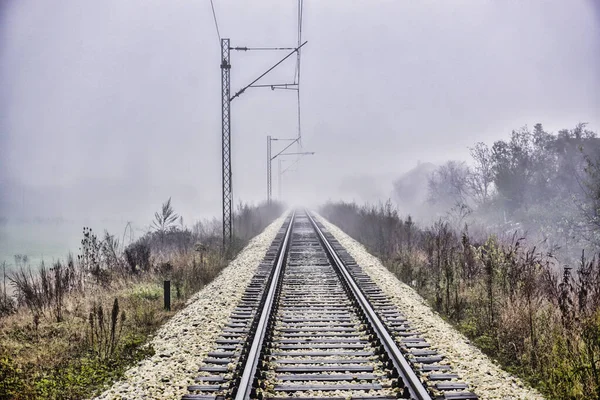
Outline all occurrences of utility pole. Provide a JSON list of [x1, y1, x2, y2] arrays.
[[267, 136, 297, 204], [221, 38, 232, 245], [278, 158, 283, 200], [267, 136, 272, 204], [219, 41, 307, 248]]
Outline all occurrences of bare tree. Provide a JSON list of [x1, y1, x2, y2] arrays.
[[468, 142, 494, 205], [428, 161, 472, 210]]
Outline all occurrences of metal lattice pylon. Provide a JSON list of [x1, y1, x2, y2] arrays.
[[221, 39, 232, 246]]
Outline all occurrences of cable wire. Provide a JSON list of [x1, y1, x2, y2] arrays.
[[230, 42, 307, 101], [210, 0, 221, 44], [295, 0, 304, 147]]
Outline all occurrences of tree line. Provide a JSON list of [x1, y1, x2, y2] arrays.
[[426, 123, 600, 255]]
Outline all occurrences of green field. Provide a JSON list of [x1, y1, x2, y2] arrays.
[[0, 219, 143, 271]]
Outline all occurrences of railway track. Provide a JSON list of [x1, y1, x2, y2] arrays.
[[183, 211, 478, 400]]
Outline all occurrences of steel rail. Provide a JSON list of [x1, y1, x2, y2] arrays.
[[306, 211, 432, 400], [234, 210, 296, 400]]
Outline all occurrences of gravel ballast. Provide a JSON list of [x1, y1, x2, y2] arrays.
[[94, 215, 287, 400], [316, 214, 545, 400]]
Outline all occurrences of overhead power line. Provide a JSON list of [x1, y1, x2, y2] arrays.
[[295, 0, 304, 146], [210, 0, 221, 44]]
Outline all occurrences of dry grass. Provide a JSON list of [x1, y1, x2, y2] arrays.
[[0, 251, 226, 399], [321, 200, 600, 400], [0, 200, 283, 399]]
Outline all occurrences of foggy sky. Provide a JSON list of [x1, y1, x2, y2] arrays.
[[1, 0, 599, 223]]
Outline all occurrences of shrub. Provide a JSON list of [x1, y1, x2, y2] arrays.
[[9, 260, 74, 323], [124, 241, 151, 274], [321, 200, 600, 399]]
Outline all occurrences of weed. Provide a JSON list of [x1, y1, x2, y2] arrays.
[[0, 356, 26, 399], [321, 200, 600, 399], [0, 200, 282, 398]]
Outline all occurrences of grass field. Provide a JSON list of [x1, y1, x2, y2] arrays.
[[0, 219, 145, 271]]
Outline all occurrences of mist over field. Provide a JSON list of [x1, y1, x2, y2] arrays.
[[1, 0, 599, 266], [3, 2, 600, 398]]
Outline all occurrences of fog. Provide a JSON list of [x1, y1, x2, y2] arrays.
[[1, 0, 599, 263]]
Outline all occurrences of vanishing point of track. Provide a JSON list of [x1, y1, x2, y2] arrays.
[[183, 210, 478, 400]]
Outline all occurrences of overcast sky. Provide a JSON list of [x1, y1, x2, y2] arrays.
[[1, 0, 599, 223]]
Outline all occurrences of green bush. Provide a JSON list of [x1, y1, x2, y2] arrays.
[[0, 356, 27, 399]]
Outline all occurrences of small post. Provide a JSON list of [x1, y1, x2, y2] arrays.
[[164, 280, 171, 311]]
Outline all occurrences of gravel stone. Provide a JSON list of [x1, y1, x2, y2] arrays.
[[316, 214, 545, 400], [93, 216, 286, 400]]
